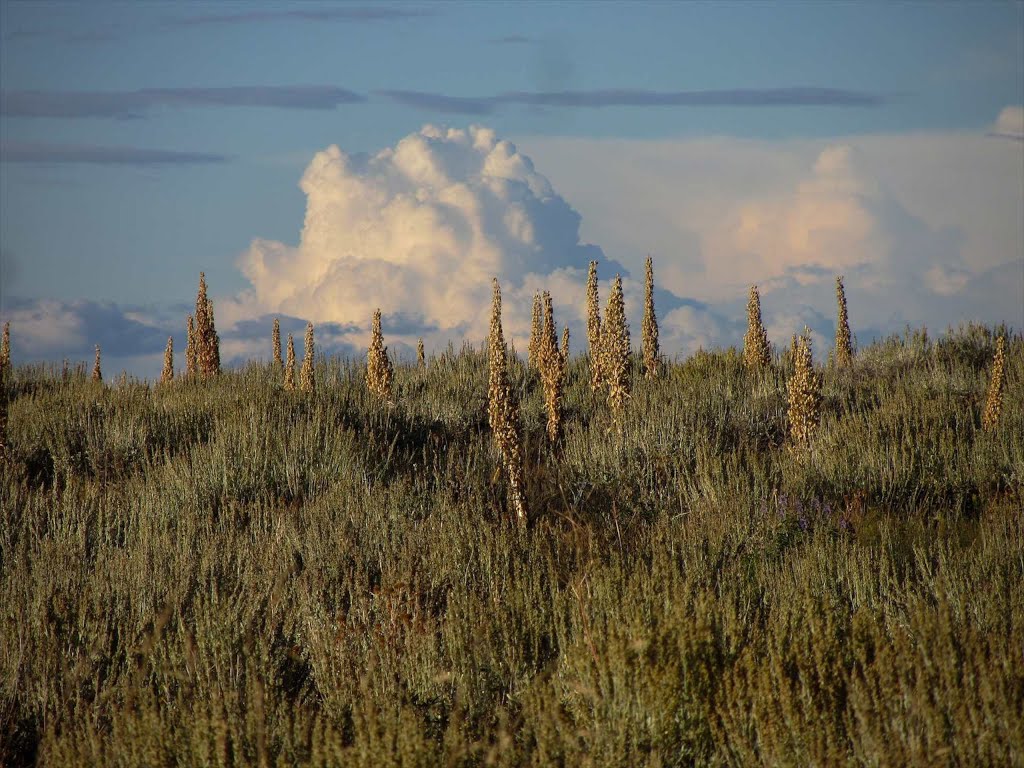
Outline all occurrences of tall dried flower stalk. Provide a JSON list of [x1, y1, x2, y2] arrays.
[[602, 274, 631, 416], [0, 321, 9, 375], [417, 338, 426, 370], [160, 337, 174, 384], [787, 328, 822, 446], [366, 309, 394, 402], [528, 292, 543, 371], [487, 278, 527, 524], [92, 345, 102, 383], [272, 318, 282, 369], [194, 272, 220, 377], [300, 322, 315, 394], [834, 276, 853, 367], [539, 291, 565, 443], [185, 315, 197, 379], [284, 334, 296, 391], [642, 255, 660, 378], [561, 326, 570, 364], [586, 260, 602, 391], [743, 285, 771, 370], [982, 335, 1006, 431]]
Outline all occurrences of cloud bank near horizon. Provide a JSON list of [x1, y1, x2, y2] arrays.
[[2, 119, 1020, 379]]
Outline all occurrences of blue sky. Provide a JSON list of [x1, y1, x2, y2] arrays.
[[1, 1, 1022, 376]]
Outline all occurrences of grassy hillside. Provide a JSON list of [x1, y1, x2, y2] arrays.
[[1, 324, 1021, 766]]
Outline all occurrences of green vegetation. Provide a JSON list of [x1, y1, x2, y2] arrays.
[[1, 324, 1021, 766]]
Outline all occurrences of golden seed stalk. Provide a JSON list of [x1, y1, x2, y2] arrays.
[[642, 256, 660, 379], [982, 335, 1006, 431], [193, 272, 221, 378], [272, 318, 282, 369], [744, 285, 771, 370], [417, 338, 426, 370], [300, 322, 315, 394], [539, 291, 565, 443], [586, 260, 603, 392], [284, 334, 296, 391], [787, 328, 822, 446], [92, 345, 102, 383], [834, 276, 853, 367], [0, 321, 9, 375], [528, 292, 543, 371], [366, 309, 394, 402], [160, 336, 174, 384], [487, 278, 527, 524], [602, 274, 631, 416]]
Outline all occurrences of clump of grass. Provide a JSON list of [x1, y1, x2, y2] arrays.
[[787, 327, 822, 446], [587, 260, 602, 392], [539, 291, 566, 443], [743, 284, 771, 370], [283, 333, 296, 391], [642, 255, 660, 379], [366, 309, 394, 403], [193, 272, 221, 378], [160, 337, 174, 384], [92, 344, 102, 383], [300, 322, 315, 395], [982, 334, 1006, 430], [601, 274, 631, 418], [272, 318, 282, 370], [487, 278, 527, 523], [834, 275, 853, 367], [528, 292, 543, 372]]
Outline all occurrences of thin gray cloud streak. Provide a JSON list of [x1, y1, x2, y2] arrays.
[[1, 86, 365, 119], [491, 35, 535, 45], [1, 142, 231, 166], [381, 86, 886, 114], [170, 7, 435, 26]]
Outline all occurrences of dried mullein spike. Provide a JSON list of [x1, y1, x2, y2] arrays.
[[284, 333, 296, 391], [539, 291, 565, 443], [982, 335, 1006, 431], [528, 292, 543, 371], [743, 285, 771, 370], [586, 260, 602, 391], [272, 318, 283, 369], [160, 336, 174, 384], [185, 314, 197, 379], [366, 309, 394, 402], [417, 337, 426, 370], [487, 278, 527, 524], [194, 272, 221, 377], [300, 322, 315, 394], [642, 255, 660, 378], [92, 344, 102, 383], [834, 276, 853, 367], [787, 328, 822, 446], [0, 321, 9, 375], [561, 326, 570, 364], [602, 274, 631, 417]]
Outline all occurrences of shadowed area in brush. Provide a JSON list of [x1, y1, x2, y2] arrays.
[[0, 323, 1021, 766]]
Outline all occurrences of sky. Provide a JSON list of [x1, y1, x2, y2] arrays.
[[1, 0, 1022, 377]]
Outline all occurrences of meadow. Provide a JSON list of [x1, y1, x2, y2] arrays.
[[0, 322, 1021, 766]]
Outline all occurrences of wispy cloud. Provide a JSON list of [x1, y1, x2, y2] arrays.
[[1, 141, 231, 166], [169, 7, 435, 26], [376, 90, 494, 115], [1, 86, 365, 119], [380, 86, 887, 114], [989, 105, 1024, 141]]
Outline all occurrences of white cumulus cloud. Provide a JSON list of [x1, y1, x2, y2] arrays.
[[231, 124, 610, 352]]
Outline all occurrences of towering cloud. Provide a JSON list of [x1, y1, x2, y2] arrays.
[[233, 125, 613, 350]]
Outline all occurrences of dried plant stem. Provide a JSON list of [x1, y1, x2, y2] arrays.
[[982, 335, 1006, 430], [488, 278, 527, 524]]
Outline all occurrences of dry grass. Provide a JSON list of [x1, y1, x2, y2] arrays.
[[0, 321, 1020, 767]]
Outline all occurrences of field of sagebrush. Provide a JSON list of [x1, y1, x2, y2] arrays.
[[1, 324, 1022, 767]]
